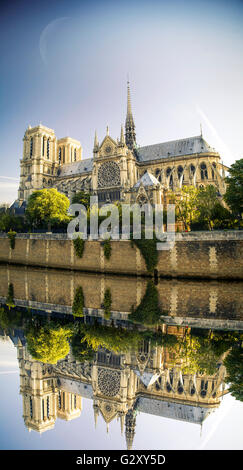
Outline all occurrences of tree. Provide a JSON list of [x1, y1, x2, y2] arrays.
[[196, 185, 219, 230], [224, 345, 243, 402], [130, 281, 163, 325], [26, 324, 73, 364], [25, 188, 70, 228], [71, 191, 91, 210], [224, 159, 243, 219], [170, 186, 199, 230]]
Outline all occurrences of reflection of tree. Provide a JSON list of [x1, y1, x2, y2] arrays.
[[168, 330, 240, 375], [130, 281, 164, 325], [26, 323, 73, 364], [71, 324, 95, 362], [224, 345, 243, 402], [80, 323, 142, 354]]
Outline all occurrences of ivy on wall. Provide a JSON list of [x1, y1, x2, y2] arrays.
[[7, 230, 17, 249], [6, 283, 15, 310], [72, 286, 85, 317], [102, 239, 112, 260], [131, 232, 158, 273], [73, 237, 85, 258]]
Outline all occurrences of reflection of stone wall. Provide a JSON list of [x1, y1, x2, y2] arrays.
[[0, 265, 242, 326], [0, 232, 242, 279]]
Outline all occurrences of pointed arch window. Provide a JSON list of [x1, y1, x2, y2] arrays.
[[63, 147, 65, 164], [74, 149, 77, 161], [42, 136, 45, 156], [58, 148, 61, 164], [200, 163, 208, 180], [177, 165, 184, 183]]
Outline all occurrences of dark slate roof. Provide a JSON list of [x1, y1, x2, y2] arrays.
[[58, 377, 93, 399], [58, 158, 93, 177], [136, 136, 217, 163], [136, 397, 216, 424]]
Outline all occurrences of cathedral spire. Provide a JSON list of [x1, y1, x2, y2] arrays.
[[125, 408, 137, 450], [93, 130, 99, 151], [125, 80, 136, 150]]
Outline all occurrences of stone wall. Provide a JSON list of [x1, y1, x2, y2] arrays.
[[0, 265, 242, 330], [0, 231, 242, 279]]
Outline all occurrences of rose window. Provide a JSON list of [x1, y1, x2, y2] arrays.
[[98, 369, 120, 396], [98, 162, 121, 188]]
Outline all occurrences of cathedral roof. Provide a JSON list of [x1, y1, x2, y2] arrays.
[[133, 171, 160, 188], [136, 397, 217, 424], [58, 158, 93, 177], [136, 135, 218, 163]]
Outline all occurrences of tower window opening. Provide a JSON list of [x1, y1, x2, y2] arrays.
[[47, 139, 50, 159], [74, 149, 77, 161], [42, 136, 45, 156], [30, 138, 33, 157], [58, 148, 61, 164], [30, 397, 33, 419], [47, 396, 50, 418]]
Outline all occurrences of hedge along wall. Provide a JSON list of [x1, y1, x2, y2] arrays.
[[0, 231, 242, 279]]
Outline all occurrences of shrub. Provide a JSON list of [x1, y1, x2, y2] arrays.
[[7, 230, 17, 249], [72, 286, 85, 317], [131, 233, 158, 273]]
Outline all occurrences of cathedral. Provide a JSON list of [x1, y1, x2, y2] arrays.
[[18, 82, 227, 207]]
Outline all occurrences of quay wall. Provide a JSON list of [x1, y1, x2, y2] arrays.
[[0, 231, 242, 279]]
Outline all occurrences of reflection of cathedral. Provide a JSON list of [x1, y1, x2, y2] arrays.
[[13, 328, 227, 449], [17, 82, 227, 206]]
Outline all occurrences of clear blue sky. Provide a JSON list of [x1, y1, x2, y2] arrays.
[[0, 0, 243, 203]]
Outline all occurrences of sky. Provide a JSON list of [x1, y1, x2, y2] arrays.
[[0, 0, 243, 203], [0, 338, 243, 450]]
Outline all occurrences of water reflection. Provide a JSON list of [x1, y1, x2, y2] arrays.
[[0, 304, 242, 449]]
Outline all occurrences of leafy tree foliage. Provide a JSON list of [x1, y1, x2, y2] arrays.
[[25, 188, 70, 227], [224, 158, 243, 218], [224, 344, 243, 402], [80, 323, 142, 354], [169, 186, 199, 230], [130, 281, 163, 325], [26, 323, 72, 364], [71, 191, 91, 209], [195, 185, 219, 230], [72, 286, 85, 317]]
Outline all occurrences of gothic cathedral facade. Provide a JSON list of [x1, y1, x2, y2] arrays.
[[18, 82, 227, 207]]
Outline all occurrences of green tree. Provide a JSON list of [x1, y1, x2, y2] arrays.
[[196, 185, 219, 230], [130, 281, 163, 325], [25, 188, 70, 228], [71, 191, 91, 210], [80, 323, 142, 354], [72, 286, 85, 317], [170, 186, 199, 230], [26, 324, 73, 364], [224, 345, 243, 402], [224, 158, 243, 219]]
